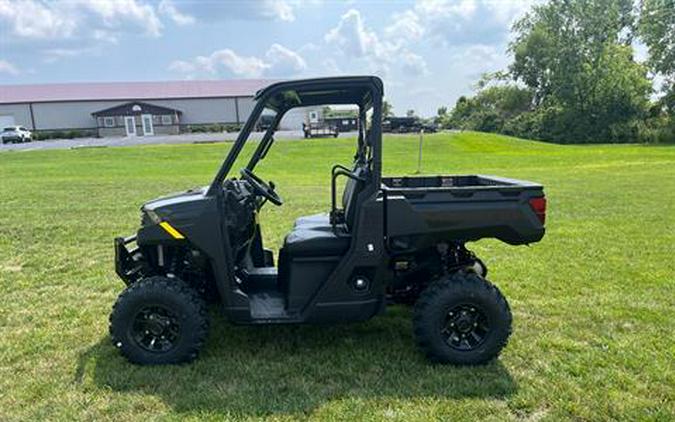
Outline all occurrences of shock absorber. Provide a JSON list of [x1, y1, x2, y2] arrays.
[[436, 242, 450, 275]]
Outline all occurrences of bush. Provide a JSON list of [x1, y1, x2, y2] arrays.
[[183, 123, 242, 134], [32, 130, 94, 140], [224, 123, 242, 132], [206, 124, 223, 133], [637, 115, 675, 143], [502, 111, 543, 139]]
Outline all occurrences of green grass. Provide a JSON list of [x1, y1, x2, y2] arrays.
[[1, 132, 673, 421]]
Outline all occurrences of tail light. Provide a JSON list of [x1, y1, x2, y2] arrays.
[[529, 197, 547, 224]]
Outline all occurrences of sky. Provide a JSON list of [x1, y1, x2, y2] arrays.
[[0, 0, 539, 117]]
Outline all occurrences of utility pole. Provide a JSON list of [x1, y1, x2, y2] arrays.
[[416, 128, 424, 174]]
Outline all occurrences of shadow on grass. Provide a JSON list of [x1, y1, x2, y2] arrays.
[[76, 306, 516, 418]]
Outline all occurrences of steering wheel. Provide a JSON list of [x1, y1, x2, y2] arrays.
[[239, 168, 283, 206]]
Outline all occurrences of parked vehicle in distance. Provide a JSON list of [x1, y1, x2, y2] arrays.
[[324, 116, 358, 132], [256, 114, 276, 132], [110, 76, 547, 366], [1, 126, 32, 144], [383, 116, 438, 134], [302, 122, 339, 138]]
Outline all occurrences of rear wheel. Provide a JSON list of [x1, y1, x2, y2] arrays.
[[110, 276, 209, 365], [413, 271, 511, 365]]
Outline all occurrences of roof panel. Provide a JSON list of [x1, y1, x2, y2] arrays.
[[0, 79, 275, 104]]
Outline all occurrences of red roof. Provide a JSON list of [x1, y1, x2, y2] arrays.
[[0, 79, 275, 104]]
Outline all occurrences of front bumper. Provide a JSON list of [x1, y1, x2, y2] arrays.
[[2, 136, 21, 143], [115, 235, 143, 285]]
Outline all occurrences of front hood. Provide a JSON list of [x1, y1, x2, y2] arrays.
[[141, 186, 208, 217]]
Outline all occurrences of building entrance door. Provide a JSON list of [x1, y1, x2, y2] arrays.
[[124, 116, 136, 137], [141, 114, 154, 136]]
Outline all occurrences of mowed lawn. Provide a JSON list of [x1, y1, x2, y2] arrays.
[[0, 132, 673, 421]]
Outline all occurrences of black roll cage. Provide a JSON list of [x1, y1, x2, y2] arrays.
[[206, 76, 384, 197]]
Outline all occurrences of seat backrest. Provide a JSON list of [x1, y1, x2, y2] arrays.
[[341, 164, 368, 230]]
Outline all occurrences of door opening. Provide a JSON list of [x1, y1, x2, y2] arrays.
[[124, 116, 136, 137], [142, 114, 154, 136]]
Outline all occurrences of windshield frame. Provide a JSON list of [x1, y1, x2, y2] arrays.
[[205, 76, 383, 197]]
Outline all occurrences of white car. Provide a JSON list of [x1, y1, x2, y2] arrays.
[[2, 126, 32, 144]]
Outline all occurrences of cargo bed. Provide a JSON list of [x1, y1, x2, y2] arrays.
[[381, 174, 546, 248]]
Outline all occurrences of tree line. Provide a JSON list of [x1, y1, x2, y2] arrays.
[[436, 0, 674, 143]]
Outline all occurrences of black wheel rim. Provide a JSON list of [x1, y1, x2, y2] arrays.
[[131, 305, 181, 353], [442, 304, 490, 351]]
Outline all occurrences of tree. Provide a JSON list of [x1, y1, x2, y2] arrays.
[[639, 0, 675, 112], [508, 0, 651, 142], [406, 109, 416, 117], [382, 100, 394, 118], [639, 0, 674, 81], [446, 86, 533, 133]]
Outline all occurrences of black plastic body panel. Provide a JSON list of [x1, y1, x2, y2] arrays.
[[282, 255, 341, 311], [382, 174, 545, 247]]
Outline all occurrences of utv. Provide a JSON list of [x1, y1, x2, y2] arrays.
[[110, 76, 547, 365]]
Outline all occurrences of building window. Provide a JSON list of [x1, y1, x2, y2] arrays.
[[103, 117, 115, 127], [161, 115, 173, 125]]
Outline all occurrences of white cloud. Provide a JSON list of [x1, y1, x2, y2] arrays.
[[384, 0, 537, 46], [322, 58, 342, 74], [385, 10, 424, 43], [319, 2, 532, 115], [0, 0, 163, 41], [168, 60, 197, 74], [267, 0, 295, 22], [265, 43, 307, 75], [324, 9, 427, 77], [400, 50, 429, 76], [0, 0, 76, 39], [0, 59, 19, 75], [325, 9, 381, 58], [169, 43, 307, 78], [208, 50, 268, 77], [158, 0, 195, 26], [415, 0, 477, 20], [176, 0, 300, 23], [169, 50, 267, 77], [78, 0, 163, 37]]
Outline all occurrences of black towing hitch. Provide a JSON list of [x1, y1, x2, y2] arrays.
[[114, 235, 144, 285]]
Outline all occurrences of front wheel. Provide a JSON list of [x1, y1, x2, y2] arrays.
[[413, 271, 511, 365], [109, 276, 209, 365]]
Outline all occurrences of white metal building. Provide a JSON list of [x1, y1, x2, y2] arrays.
[[0, 79, 274, 137]]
